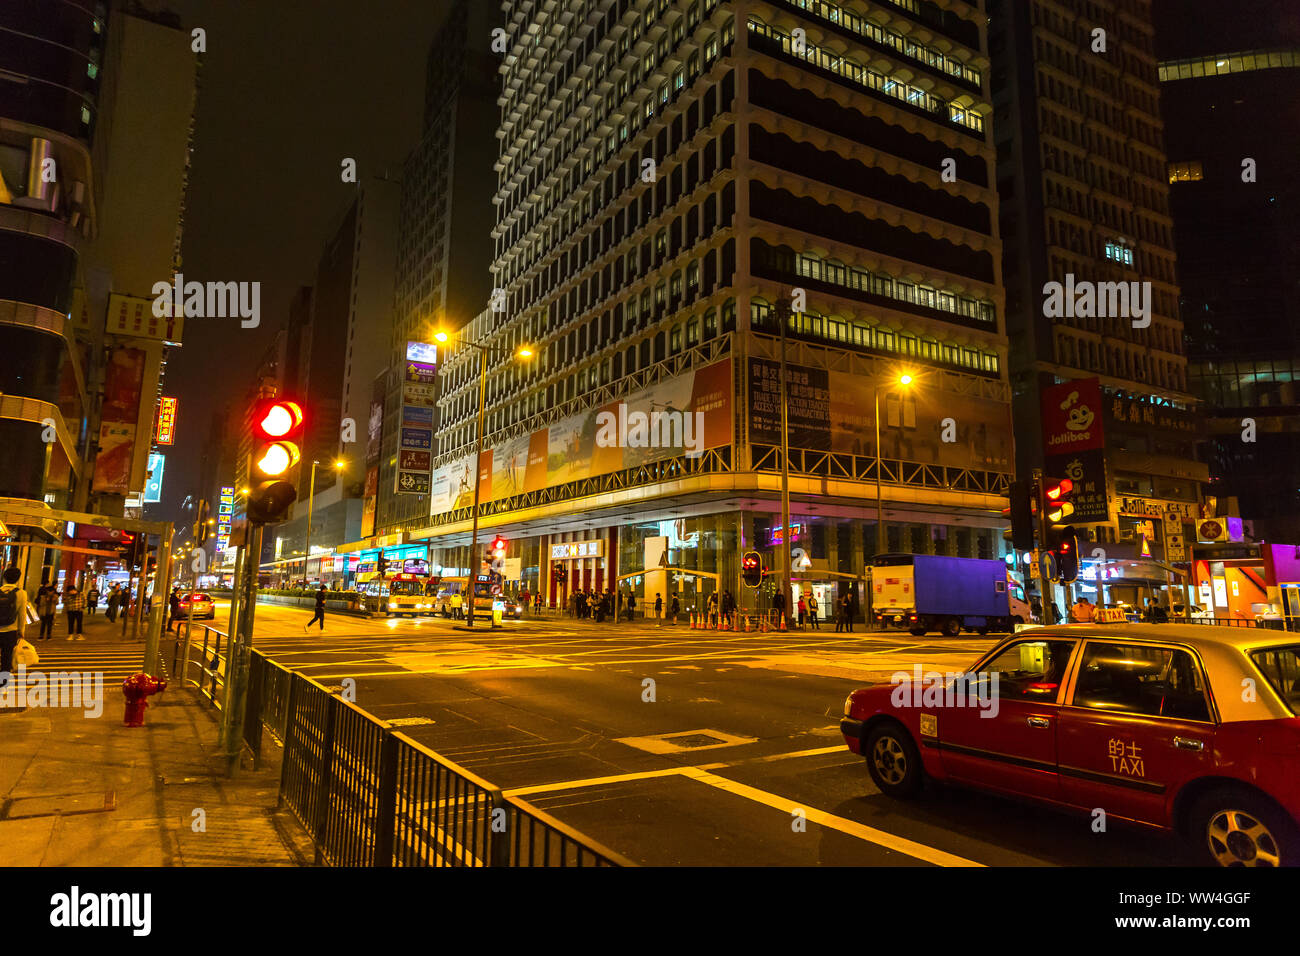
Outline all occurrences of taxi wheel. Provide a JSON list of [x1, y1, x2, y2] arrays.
[[865, 722, 923, 798], [1192, 789, 1300, 867]]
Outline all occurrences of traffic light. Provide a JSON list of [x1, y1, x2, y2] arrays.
[[247, 398, 304, 524], [491, 535, 507, 557], [1042, 477, 1075, 524], [1003, 479, 1035, 552], [553, 566, 567, 585], [376, 551, 389, 578], [114, 531, 136, 561], [1052, 526, 1080, 583], [742, 551, 763, 588]]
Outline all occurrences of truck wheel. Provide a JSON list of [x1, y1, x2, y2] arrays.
[[865, 722, 924, 798], [908, 628, 926, 637], [941, 617, 962, 638], [1190, 787, 1300, 866]]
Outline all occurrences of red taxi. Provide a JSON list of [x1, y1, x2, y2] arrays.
[[840, 624, 1300, 866]]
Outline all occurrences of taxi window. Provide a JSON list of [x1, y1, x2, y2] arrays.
[[975, 639, 1076, 701], [1250, 645, 1300, 713], [1071, 642, 1211, 722]]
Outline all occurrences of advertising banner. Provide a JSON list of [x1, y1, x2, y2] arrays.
[[217, 485, 234, 550], [142, 453, 166, 503], [155, 397, 178, 445], [1042, 378, 1107, 523], [400, 427, 432, 450], [93, 347, 147, 494], [747, 359, 1012, 471], [397, 342, 439, 495]]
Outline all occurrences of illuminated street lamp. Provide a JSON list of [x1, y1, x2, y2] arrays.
[[435, 325, 535, 626], [304, 457, 345, 585]]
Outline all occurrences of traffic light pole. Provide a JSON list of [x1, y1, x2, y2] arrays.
[[776, 298, 792, 627], [1032, 468, 1055, 623], [221, 522, 262, 774], [466, 346, 490, 629]]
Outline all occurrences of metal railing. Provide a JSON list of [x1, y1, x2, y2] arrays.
[[1184, 616, 1288, 631], [171, 621, 230, 707], [251, 651, 631, 867]]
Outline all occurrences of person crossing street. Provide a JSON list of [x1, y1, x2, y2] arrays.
[[304, 584, 327, 632]]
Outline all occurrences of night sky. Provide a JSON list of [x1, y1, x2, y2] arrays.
[[154, 0, 453, 525]]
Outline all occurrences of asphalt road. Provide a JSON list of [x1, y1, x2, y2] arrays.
[[234, 600, 1190, 867]]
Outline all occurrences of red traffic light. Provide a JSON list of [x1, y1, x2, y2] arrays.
[[1045, 477, 1073, 501], [254, 400, 303, 439]]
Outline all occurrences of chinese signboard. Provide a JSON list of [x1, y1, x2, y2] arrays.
[[217, 485, 234, 550], [396, 343, 438, 496], [1041, 378, 1108, 523], [155, 396, 178, 445], [107, 292, 183, 343]]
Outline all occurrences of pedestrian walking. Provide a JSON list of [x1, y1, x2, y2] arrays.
[[808, 593, 820, 630], [0, 566, 30, 682], [167, 586, 183, 632], [62, 583, 85, 639], [87, 585, 100, 616], [771, 590, 786, 629], [721, 590, 735, 629], [654, 593, 663, 627], [534, 593, 543, 613], [304, 584, 327, 632], [797, 595, 808, 630], [36, 582, 57, 641], [840, 593, 854, 633], [707, 591, 719, 629], [669, 593, 680, 626]]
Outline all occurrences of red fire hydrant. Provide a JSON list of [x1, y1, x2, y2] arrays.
[[122, 673, 167, 727]]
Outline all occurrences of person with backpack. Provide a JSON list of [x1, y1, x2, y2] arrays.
[[87, 584, 100, 616], [304, 584, 327, 632], [62, 583, 85, 639], [35, 581, 58, 641], [0, 566, 30, 681]]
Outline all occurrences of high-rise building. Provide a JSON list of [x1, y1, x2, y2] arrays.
[[990, 0, 1201, 606], [1154, 0, 1300, 542], [416, 0, 1010, 611], [0, 1, 195, 584], [376, 0, 501, 534]]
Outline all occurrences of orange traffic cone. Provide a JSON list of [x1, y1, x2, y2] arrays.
[[689, 611, 697, 630], [779, 614, 787, 631], [743, 614, 750, 632]]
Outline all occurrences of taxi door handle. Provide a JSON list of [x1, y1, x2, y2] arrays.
[[1173, 736, 1204, 752], [1026, 717, 1051, 729]]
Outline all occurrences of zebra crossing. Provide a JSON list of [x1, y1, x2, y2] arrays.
[[17, 640, 151, 682]]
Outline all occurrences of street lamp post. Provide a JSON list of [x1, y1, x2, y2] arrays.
[[303, 459, 344, 587], [435, 329, 534, 628], [872, 372, 913, 629]]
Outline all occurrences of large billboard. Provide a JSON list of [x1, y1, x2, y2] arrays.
[[93, 347, 147, 494], [428, 359, 733, 516], [747, 358, 1012, 472], [1041, 377, 1107, 522]]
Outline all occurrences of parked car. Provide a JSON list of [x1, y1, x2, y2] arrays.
[[178, 592, 215, 620], [840, 623, 1300, 866], [1171, 601, 1214, 622]]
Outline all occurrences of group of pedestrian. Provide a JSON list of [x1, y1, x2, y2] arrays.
[[570, 588, 631, 622], [32, 579, 87, 641]]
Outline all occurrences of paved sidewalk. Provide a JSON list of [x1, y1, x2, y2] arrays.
[[0, 663, 311, 866]]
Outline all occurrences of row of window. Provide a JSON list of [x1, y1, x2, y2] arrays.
[[749, 300, 1001, 376], [1158, 48, 1300, 82], [746, 17, 986, 134], [791, 251, 996, 325], [781, 0, 982, 88]]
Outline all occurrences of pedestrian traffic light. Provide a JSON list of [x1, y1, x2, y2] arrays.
[[1052, 526, 1080, 583], [1042, 477, 1075, 524], [742, 551, 763, 588], [1003, 478, 1035, 552], [247, 398, 304, 524]]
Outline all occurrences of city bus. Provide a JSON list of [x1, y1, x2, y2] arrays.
[[357, 571, 435, 617], [433, 574, 523, 620]]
